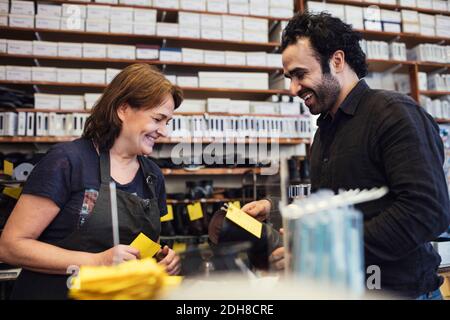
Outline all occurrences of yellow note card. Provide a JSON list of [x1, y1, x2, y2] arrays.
[[187, 202, 203, 221], [4, 160, 13, 176], [173, 242, 187, 253], [130, 233, 161, 259], [161, 205, 174, 222], [231, 201, 241, 209], [226, 203, 262, 239], [3, 187, 22, 200]]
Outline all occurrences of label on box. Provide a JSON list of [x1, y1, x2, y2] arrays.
[[9, 14, 34, 28]]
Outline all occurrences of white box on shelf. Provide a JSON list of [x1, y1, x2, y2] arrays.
[[34, 93, 60, 110], [133, 22, 156, 35], [177, 76, 199, 87], [204, 50, 225, 65], [418, 72, 428, 90], [206, 0, 227, 13], [0, 66, 6, 80], [399, 0, 416, 6], [110, 7, 133, 22], [81, 69, 106, 84], [417, 0, 433, 8], [269, 0, 293, 8], [403, 22, 420, 33], [107, 44, 136, 60], [0, 112, 18, 136], [60, 95, 84, 110], [32, 67, 57, 82], [35, 16, 61, 30], [83, 43, 107, 58], [156, 22, 179, 37], [269, 7, 293, 19], [6, 66, 31, 81], [85, 19, 109, 33], [134, 8, 157, 22], [280, 102, 301, 115], [436, 28, 450, 38], [379, 0, 397, 4], [266, 53, 282, 68], [201, 28, 222, 40], [244, 30, 268, 43], [57, 68, 81, 83], [250, 4, 269, 17], [225, 51, 246, 66], [25, 112, 34, 136], [199, 72, 269, 89], [250, 101, 279, 115], [178, 12, 200, 27], [0, 39, 6, 53], [8, 14, 34, 28], [432, 0, 447, 11], [110, 21, 133, 34], [62, 4, 87, 19], [7, 39, 32, 55], [119, 0, 151, 4], [177, 99, 206, 113], [153, 0, 179, 9], [160, 48, 182, 62], [401, 10, 419, 23], [0, 14, 7, 26], [229, 3, 249, 15], [307, 1, 327, 14], [222, 15, 242, 30], [229, 100, 250, 114], [10, 0, 34, 15], [136, 45, 159, 60], [419, 13, 435, 26], [435, 15, 450, 29], [222, 29, 243, 42], [84, 93, 102, 110], [345, 6, 364, 30], [364, 20, 382, 31], [381, 10, 401, 23], [383, 22, 401, 33], [419, 25, 435, 37], [243, 17, 268, 31], [61, 17, 85, 31], [246, 51, 267, 66], [180, 0, 205, 11], [106, 68, 121, 84], [270, 75, 289, 90], [182, 48, 204, 63], [58, 42, 82, 58], [0, 0, 9, 14], [207, 98, 230, 113], [165, 74, 177, 84], [87, 4, 111, 20], [37, 4, 62, 18], [179, 27, 200, 38], [201, 14, 222, 29]]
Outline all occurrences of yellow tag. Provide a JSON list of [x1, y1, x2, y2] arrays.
[[173, 242, 187, 253], [187, 202, 203, 221], [231, 201, 241, 209], [3, 187, 22, 200], [225, 203, 262, 239], [130, 233, 161, 259], [161, 205, 174, 222], [4, 160, 13, 176]]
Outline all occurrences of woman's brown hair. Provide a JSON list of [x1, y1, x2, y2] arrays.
[[82, 63, 183, 151]]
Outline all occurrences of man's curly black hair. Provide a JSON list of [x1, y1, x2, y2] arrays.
[[281, 12, 368, 79]]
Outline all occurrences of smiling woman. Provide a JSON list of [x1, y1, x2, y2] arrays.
[[0, 64, 184, 300]]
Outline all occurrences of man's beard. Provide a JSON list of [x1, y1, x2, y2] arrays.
[[301, 73, 341, 115]]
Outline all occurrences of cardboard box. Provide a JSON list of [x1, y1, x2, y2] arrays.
[[134, 8, 157, 22], [176, 99, 206, 113], [250, 3, 269, 17], [401, 10, 419, 23], [61, 17, 85, 31], [33, 41, 58, 57], [180, 0, 205, 11], [229, 3, 249, 15], [177, 76, 199, 87], [244, 30, 268, 43], [419, 25, 436, 37], [403, 22, 420, 33], [383, 22, 401, 33], [201, 14, 222, 28], [110, 21, 133, 34], [182, 48, 204, 63], [345, 6, 364, 30], [57, 68, 81, 83], [7, 39, 32, 55], [8, 14, 34, 28], [34, 93, 60, 110], [419, 13, 435, 26], [87, 4, 111, 20], [83, 43, 107, 58], [85, 19, 109, 33], [201, 28, 222, 40], [243, 17, 268, 31], [81, 69, 106, 84], [10, 0, 35, 15], [110, 7, 133, 22], [106, 68, 121, 84], [32, 67, 57, 82], [37, 4, 62, 18], [179, 27, 200, 38], [381, 10, 401, 23], [160, 48, 182, 62], [222, 29, 243, 42], [58, 42, 82, 58], [136, 45, 159, 60], [133, 22, 156, 35], [178, 12, 200, 27], [84, 93, 102, 110], [107, 44, 135, 60], [156, 22, 179, 37], [6, 65, 31, 81], [204, 50, 225, 65], [206, 0, 227, 13], [436, 15, 450, 29], [364, 20, 382, 31], [60, 95, 85, 110], [207, 98, 230, 113], [35, 16, 61, 30], [229, 100, 250, 114], [246, 52, 267, 66], [225, 51, 246, 65]]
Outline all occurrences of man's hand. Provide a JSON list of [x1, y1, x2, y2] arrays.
[[241, 199, 271, 222], [269, 247, 285, 271], [155, 245, 181, 275]]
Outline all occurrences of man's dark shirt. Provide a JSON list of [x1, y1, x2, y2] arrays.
[[310, 79, 450, 298]]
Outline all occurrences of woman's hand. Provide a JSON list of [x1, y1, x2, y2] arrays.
[[155, 245, 181, 275], [241, 199, 272, 221], [95, 245, 140, 265]]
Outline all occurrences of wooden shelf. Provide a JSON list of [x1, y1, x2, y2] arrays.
[[416, 61, 450, 73], [356, 28, 450, 46], [0, 80, 288, 99], [419, 90, 450, 97], [36, 0, 292, 22], [0, 53, 282, 73], [326, 0, 450, 16], [162, 167, 261, 175], [0, 27, 280, 52], [0, 136, 310, 144], [166, 198, 241, 204]]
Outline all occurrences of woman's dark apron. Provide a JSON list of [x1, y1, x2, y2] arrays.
[[10, 152, 161, 300]]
